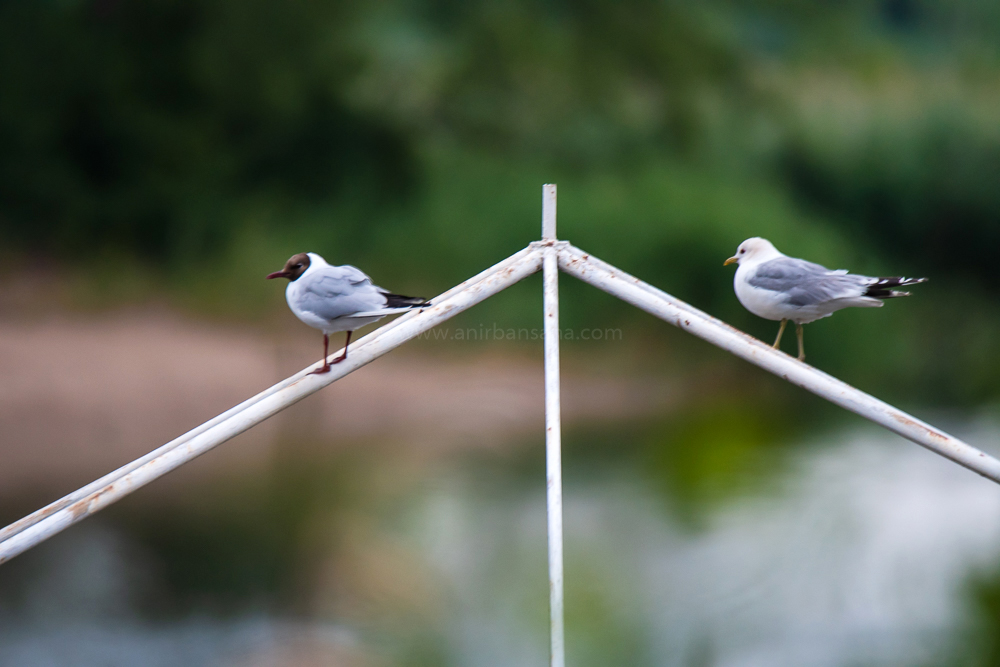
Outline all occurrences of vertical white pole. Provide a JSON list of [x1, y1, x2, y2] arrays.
[[542, 183, 565, 667]]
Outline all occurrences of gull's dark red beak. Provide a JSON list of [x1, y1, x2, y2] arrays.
[[266, 270, 288, 280]]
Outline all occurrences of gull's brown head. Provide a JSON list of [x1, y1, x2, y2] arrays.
[[266, 253, 311, 281]]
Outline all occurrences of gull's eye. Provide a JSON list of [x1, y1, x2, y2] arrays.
[[739, 248, 745, 254], [293, 263, 302, 268]]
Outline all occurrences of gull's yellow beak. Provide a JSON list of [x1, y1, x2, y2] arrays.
[[723, 256, 738, 266]]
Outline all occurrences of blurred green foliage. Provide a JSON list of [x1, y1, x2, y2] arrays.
[[639, 401, 796, 528], [1, 0, 1000, 403], [0, 0, 414, 263]]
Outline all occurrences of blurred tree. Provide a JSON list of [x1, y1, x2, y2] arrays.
[[0, 0, 770, 263], [354, 0, 759, 161], [0, 0, 417, 263], [781, 112, 1000, 291]]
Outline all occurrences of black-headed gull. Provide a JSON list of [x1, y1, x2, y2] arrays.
[[724, 237, 926, 361], [267, 252, 429, 374]]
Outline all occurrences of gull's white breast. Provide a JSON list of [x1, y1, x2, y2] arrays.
[[734, 264, 797, 321]]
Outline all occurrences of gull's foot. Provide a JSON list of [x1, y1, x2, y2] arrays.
[[308, 364, 332, 376]]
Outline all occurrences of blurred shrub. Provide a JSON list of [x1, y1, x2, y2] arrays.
[[781, 110, 1000, 291], [0, 0, 417, 263], [0, 0, 767, 265]]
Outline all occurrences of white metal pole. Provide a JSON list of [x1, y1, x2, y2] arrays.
[[542, 184, 566, 667], [0, 248, 544, 564], [0, 245, 543, 545], [557, 244, 1000, 484]]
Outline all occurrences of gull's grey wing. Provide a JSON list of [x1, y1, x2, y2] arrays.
[[748, 257, 869, 307], [296, 265, 388, 320]]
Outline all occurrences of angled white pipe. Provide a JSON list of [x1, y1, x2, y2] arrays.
[[0, 248, 544, 564], [558, 243, 1000, 484], [0, 245, 541, 545]]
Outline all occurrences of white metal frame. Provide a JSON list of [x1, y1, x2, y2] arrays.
[[542, 184, 566, 667], [3, 185, 1000, 667]]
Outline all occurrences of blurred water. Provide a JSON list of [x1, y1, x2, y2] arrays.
[[0, 524, 366, 666], [411, 425, 1000, 667], [2, 423, 1000, 666]]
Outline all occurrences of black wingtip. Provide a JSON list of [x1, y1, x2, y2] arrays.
[[865, 276, 928, 299], [382, 292, 430, 308]]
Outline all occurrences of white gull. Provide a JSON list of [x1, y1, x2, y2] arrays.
[[724, 238, 926, 361]]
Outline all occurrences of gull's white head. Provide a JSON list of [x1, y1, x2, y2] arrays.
[[724, 237, 781, 267]]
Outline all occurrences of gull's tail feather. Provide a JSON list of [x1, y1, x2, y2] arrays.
[[381, 292, 431, 308], [865, 276, 928, 299]]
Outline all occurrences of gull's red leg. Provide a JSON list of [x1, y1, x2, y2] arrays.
[[309, 334, 332, 375], [332, 331, 351, 364]]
